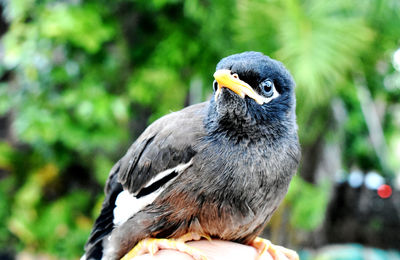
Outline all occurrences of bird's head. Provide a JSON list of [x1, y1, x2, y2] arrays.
[[207, 52, 297, 138]]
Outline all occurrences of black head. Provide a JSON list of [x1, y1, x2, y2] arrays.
[[207, 51, 297, 138]]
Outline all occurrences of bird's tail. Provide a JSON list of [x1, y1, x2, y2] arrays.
[[83, 164, 123, 260]]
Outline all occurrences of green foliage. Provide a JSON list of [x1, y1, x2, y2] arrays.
[[0, 144, 15, 249], [128, 67, 187, 120], [286, 176, 330, 230], [0, 0, 399, 258], [39, 4, 114, 53]]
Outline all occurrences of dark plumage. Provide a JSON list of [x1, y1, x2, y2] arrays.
[[83, 51, 300, 260]]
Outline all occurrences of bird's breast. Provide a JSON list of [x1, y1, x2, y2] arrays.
[[151, 135, 298, 242], [159, 145, 290, 241]]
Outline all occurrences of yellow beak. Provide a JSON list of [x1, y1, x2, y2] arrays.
[[213, 69, 266, 105]]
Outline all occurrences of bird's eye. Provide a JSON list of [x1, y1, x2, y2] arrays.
[[260, 80, 274, 97], [213, 80, 218, 92]]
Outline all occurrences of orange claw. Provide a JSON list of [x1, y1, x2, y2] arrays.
[[121, 233, 210, 260], [251, 237, 299, 260]]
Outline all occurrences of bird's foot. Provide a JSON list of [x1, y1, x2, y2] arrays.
[[251, 237, 299, 260], [121, 233, 210, 260]]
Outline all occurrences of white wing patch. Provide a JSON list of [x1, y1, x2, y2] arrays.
[[113, 159, 193, 226], [113, 189, 163, 226]]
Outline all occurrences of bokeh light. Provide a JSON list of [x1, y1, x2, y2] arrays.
[[377, 184, 392, 199], [393, 48, 400, 71]]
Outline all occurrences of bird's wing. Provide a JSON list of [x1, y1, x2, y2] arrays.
[[83, 102, 207, 259], [117, 102, 207, 194]]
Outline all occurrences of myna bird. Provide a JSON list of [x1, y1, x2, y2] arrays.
[[82, 51, 301, 260]]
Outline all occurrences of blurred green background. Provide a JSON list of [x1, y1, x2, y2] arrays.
[[0, 0, 399, 259]]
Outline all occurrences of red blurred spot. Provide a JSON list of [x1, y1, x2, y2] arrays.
[[377, 184, 392, 199]]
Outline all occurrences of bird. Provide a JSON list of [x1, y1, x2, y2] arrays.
[[82, 51, 301, 260]]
